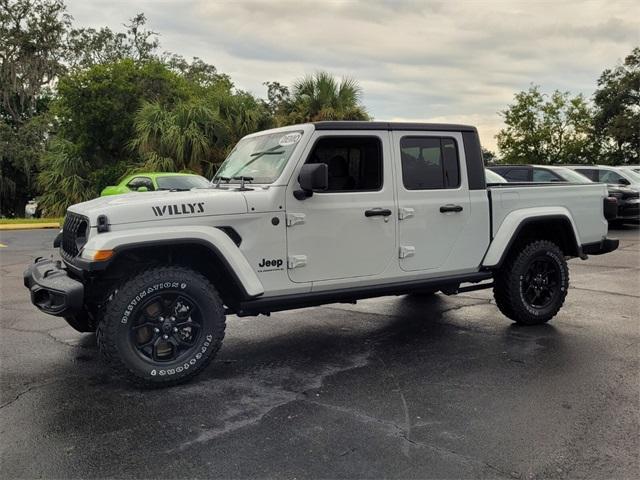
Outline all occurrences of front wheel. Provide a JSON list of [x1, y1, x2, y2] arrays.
[[493, 240, 569, 325], [97, 266, 226, 387]]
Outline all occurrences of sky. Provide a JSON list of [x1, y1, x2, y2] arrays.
[[65, 0, 639, 150]]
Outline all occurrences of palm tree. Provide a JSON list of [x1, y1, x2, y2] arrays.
[[287, 72, 370, 123], [216, 91, 274, 146], [130, 101, 223, 175], [37, 139, 94, 216], [131, 94, 274, 177]]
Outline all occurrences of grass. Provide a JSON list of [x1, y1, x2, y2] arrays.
[[0, 217, 62, 225]]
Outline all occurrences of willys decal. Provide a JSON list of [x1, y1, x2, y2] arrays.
[[152, 202, 205, 217]]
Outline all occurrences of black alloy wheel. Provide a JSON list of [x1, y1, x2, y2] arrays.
[[520, 256, 561, 309], [98, 266, 226, 387], [131, 293, 202, 363], [493, 239, 569, 325]]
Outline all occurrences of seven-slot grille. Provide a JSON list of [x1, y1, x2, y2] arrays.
[[61, 212, 89, 260]]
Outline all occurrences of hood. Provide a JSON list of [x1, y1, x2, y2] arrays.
[[68, 189, 248, 226]]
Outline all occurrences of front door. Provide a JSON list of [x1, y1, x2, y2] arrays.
[[285, 131, 396, 283]]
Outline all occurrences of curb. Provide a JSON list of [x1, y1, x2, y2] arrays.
[[0, 223, 60, 231]]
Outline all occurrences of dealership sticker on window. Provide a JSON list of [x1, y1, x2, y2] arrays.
[[279, 132, 302, 146]]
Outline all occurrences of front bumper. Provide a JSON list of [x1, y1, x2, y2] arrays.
[[617, 199, 639, 221], [23, 257, 84, 316], [581, 238, 620, 256]]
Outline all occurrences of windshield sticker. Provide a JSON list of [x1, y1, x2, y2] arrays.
[[278, 132, 302, 146]]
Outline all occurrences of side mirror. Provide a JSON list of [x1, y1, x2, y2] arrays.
[[137, 186, 149, 192], [294, 163, 328, 200], [618, 178, 630, 186]]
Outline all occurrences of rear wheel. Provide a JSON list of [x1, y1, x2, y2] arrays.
[[493, 240, 569, 325], [97, 266, 225, 387]]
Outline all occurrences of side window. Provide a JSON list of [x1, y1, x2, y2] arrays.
[[502, 168, 529, 182], [306, 136, 382, 192], [400, 137, 460, 190], [575, 169, 597, 181], [599, 169, 626, 184], [127, 177, 154, 191], [533, 168, 562, 182]]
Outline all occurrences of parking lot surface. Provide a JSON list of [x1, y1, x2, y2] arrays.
[[1, 227, 638, 479]]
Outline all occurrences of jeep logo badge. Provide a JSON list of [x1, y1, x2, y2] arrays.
[[257, 258, 284, 272], [258, 258, 283, 268]]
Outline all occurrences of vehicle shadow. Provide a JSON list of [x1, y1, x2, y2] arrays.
[[609, 222, 639, 231], [52, 293, 567, 391], [32, 292, 578, 479]]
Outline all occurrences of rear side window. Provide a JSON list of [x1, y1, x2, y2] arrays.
[[501, 168, 529, 182], [575, 168, 598, 181], [306, 136, 382, 192], [400, 137, 460, 190], [126, 177, 154, 190], [533, 168, 562, 182]]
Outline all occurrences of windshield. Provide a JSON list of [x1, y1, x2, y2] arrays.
[[156, 175, 211, 190], [618, 167, 640, 182], [554, 167, 592, 183], [214, 130, 304, 184]]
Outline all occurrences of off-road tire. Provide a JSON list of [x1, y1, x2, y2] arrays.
[[493, 240, 569, 325], [97, 266, 226, 387]]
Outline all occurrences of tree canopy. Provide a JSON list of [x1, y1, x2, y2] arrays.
[[496, 86, 596, 165], [0, 0, 637, 216], [1, 0, 69, 214], [592, 47, 640, 164], [0, 1, 370, 216]]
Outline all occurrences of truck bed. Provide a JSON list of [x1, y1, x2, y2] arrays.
[[488, 182, 609, 248]]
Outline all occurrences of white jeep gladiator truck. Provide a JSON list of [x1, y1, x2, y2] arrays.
[[24, 121, 619, 387]]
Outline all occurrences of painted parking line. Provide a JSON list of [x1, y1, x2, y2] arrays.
[[0, 243, 7, 248]]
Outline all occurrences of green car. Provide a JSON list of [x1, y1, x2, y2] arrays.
[[100, 173, 211, 196]]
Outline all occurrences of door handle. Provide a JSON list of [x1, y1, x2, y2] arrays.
[[440, 204, 463, 213], [365, 208, 392, 217]]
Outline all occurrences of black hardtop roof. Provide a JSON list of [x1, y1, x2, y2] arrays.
[[312, 121, 477, 133]]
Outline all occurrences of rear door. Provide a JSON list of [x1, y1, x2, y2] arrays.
[[393, 130, 477, 273], [285, 130, 396, 283]]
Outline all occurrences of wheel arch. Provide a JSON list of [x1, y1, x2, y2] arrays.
[[83, 226, 264, 308], [483, 212, 581, 269]]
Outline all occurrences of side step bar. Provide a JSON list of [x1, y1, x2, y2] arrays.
[[442, 282, 494, 295], [235, 271, 493, 317]]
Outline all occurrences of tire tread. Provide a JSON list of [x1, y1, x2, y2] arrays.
[[97, 266, 225, 388], [493, 240, 569, 325]]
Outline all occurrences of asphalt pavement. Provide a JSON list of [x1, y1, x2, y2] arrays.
[[1, 226, 638, 479]]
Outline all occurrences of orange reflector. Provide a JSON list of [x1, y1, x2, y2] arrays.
[[93, 250, 114, 261]]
